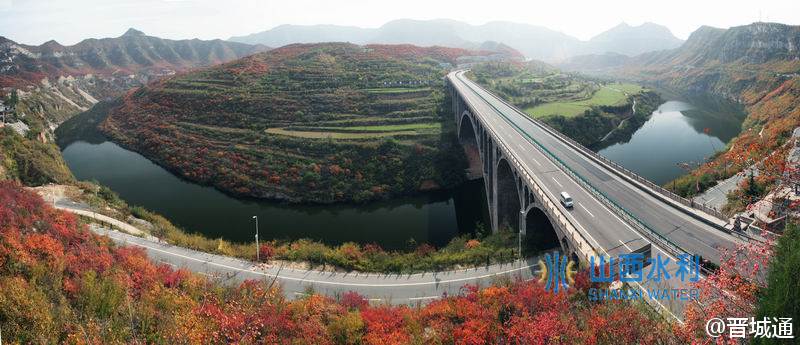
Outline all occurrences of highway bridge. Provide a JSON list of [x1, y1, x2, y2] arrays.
[[60, 71, 744, 322], [447, 70, 746, 319]]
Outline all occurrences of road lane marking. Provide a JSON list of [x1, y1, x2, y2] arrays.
[[551, 177, 563, 187], [578, 203, 595, 217], [618, 239, 632, 251], [101, 231, 539, 287], [453, 72, 687, 323], [409, 296, 440, 301]]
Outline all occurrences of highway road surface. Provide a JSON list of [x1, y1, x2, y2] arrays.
[[89, 225, 545, 305], [450, 71, 739, 265], [49, 70, 738, 320], [449, 71, 752, 319]]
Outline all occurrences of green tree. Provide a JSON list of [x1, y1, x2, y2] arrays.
[[754, 223, 800, 344], [747, 171, 759, 198], [10, 89, 18, 106]]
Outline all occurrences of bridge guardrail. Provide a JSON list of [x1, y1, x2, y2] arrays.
[[451, 74, 714, 275], [463, 75, 764, 244], [450, 80, 600, 267]]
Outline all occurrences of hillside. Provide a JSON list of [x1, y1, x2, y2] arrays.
[[229, 19, 683, 61], [0, 30, 268, 188], [587, 22, 800, 199], [582, 22, 683, 57], [1, 28, 268, 89], [0, 29, 268, 130], [468, 61, 662, 148], [0, 180, 681, 343], [100, 43, 512, 202]]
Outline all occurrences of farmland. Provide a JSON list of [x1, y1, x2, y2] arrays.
[[469, 61, 660, 146], [100, 43, 499, 202]]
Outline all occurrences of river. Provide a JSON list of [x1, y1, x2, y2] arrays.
[[57, 90, 743, 249], [56, 107, 490, 250], [595, 91, 745, 185]]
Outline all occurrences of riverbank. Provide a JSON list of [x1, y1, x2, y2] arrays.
[[30, 183, 543, 274]]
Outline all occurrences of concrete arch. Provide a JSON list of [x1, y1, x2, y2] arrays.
[[459, 112, 482, 178], [458, 112, 477, 145], [496, 157, 522, 232], [524, 206, 561, 250]]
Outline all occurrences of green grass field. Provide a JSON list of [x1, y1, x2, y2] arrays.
[[524, 83, 639, 118], [364, 87, 431, 94], [266, 128, 420, 139], [605, 82, 643, 94], [327, 123, 440, 131]]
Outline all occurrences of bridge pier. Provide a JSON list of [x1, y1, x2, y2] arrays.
[[448, 79, 592, 266]]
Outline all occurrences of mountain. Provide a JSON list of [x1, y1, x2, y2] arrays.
[[368, 19, 472, 47], [229, 19, 682, 61], [634, 23, 800, 67], [454, 21, 582, 61], [99, 43, 515, 202], [557, 52, 633, 71], [0, 29, 269, 134], [582, 22, 683, 57], [228, 24, 376, 46], [577, 22, 800, 198], [1, 28, 269, 89]]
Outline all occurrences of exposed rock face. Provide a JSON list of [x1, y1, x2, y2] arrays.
[[0, 29, 269, 88], [0, 29, 270, 129], [561, 23, 800, 73]]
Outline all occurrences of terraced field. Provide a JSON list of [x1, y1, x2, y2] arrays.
[[101, 43, 481, 202]]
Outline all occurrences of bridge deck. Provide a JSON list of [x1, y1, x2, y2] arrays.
[[449, 71, 743, 319]]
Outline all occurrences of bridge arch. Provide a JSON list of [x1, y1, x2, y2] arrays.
[[459, 112, 483, 178], [523, 206, 561, 251], [458, 112, 478, 146], [495, 157, 522, 232]]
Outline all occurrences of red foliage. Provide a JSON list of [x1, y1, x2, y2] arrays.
[[258, 243, 275, 261], [339, 291, 369, 311], [0, 181, 680, 343]]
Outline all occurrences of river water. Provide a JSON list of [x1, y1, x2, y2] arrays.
[[57, 108, 490, 250], [57, 90, 743, 248], [595, 91, 745, 185]]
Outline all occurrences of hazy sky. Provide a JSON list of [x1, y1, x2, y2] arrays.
[[1, 0, 798, 46]]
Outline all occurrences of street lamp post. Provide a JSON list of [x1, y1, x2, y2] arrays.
[[252, 216, 259, 262]]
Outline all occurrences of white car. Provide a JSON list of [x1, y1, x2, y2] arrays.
[[560, 192, 574, 208]]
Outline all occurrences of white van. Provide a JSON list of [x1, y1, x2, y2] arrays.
[[560, 192, 574, 208]]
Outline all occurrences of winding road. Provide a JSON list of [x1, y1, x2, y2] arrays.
[[55, 202, 544, 305]]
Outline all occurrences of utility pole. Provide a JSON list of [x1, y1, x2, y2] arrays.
[[252, 216, 259, 262]]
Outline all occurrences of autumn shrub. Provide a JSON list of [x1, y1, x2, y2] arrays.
[[1, 180, 685, 343]]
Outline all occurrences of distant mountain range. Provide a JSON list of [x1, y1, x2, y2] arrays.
[[0, 28, 269, 88], [559, 22, 800, 197], [229, 19, 684, 61], [559, 22, 800, 73], [0, 29, 269, 130]]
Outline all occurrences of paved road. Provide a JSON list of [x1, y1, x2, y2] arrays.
[[56, 204, 145, 236], [89, 224, 545, 305], [57, 204, 548, 305], [450, 72, 717, 319], [693, 169, 758, 210], [451, 72, 738, 266]]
